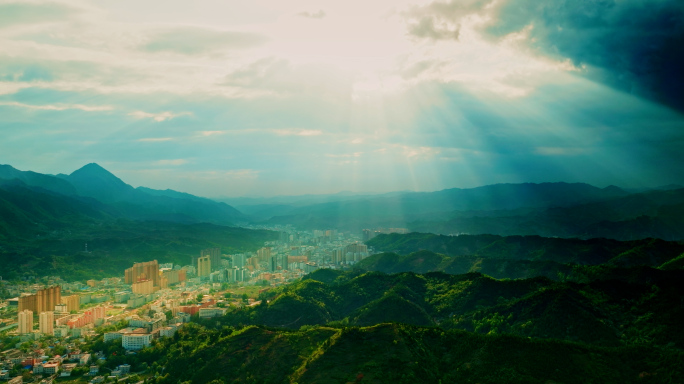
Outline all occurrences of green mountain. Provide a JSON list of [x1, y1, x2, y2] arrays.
[[0, 177, 276, 280], [0, 164, 78, 195], [0, 180, 111, 240], [57, 163, 246, 224], [130, 322, 683, 384], [219, 266, 684, 350], [110, 267, 684, 383], [365, 233, 684, 267]]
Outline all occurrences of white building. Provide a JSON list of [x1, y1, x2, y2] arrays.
[[122, 333, 152, 350]]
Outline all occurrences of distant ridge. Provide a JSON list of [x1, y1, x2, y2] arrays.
[[1, 162, 245, 226], [59, 163, 135, 203], [0, 164, 78, 196]]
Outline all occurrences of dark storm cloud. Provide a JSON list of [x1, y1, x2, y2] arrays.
[[406, 0, 684, 112]]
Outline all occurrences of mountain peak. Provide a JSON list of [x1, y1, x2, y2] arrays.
[[71, 162, 112, 176], [66, 163, 133, 202]]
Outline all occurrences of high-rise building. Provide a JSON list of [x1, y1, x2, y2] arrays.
[[246, 256, 259, 269], [18, 286, 61, 314], [279, 254, 289, 270], [18, 309, 33, 334], [39, 311, 54, 335], [362, 229, 377, 242], [257, 247, 272, 262], [332, 248, 345, 264], [61, 295, 80, 312], [345, 243, 368, 254], [160, 269, 186, 288], [197, 255, 211, 277], [233, 254, 246, 268], [200, 248, 221, 272], [125, 260, 160, 287], [132, 280, 156, 295]]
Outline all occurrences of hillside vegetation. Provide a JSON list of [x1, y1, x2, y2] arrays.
[[132, 322, 683, 384], [215, 267, 684, 349], [0, 181, 276, 280], [365, 233, 684, 268]]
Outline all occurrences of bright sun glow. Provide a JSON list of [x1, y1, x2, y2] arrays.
[[1, 0, 683, 196]]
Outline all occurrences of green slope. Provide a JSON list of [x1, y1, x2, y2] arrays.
[[138, 323, 684, 384]]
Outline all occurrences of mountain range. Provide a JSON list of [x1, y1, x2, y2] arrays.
[[3, 162, 684, 241], [0, 163, 274, 280], [0, 163, 245, 230]]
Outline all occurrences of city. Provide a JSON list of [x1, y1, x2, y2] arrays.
[[0, 227, 408, 384]]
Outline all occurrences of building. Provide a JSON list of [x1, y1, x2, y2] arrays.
[[54, 325, 69, 338], [132, 280, 156, 295], [246, 256, 259, 268], [122, 333, 152, 350], [42, 362, 60, 375], [197, 255, 211, 278], [159, 326, 177, 338], [17, 310, 33, 334], [39, 311, 54, 335], [232, 254, 246, 268], [288, 255, 308, 263], [160, 269, 186, 288], [198, 308, 226, 319], [362, 229, 377, 241], [61, 295, 80, 312], [257, 247, 272, 262], [201, 247, 221, 272], [18, 286, 61, 314], [124, 260, 159, 287]]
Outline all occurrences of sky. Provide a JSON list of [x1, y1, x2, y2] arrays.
[[1, 0, 683, 197]]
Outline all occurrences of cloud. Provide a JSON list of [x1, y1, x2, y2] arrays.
[[142, 26, 267, 55], [535, 147, 589, 156], [136, 138, 173, 142], [153, 159, 188, 166], [222, 57, 353, 98], [0, 101, 112, 111], [326, 152, 362, 158], [199, 131, 225, 137], [273, 129, 323, 136], [406, 16, 460, 40], [404, 0, 491, 41], [128, 110, 191, 122], [405, 0, 684, 111], [298, 10, 326, 19], [0, 2, 77, 29]]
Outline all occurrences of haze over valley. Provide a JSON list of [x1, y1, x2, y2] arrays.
[[1, 0, 684, 382]]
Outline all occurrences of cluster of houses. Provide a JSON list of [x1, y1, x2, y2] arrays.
[[0, 348, 98, 383]]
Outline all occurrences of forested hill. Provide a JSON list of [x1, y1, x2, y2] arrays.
[[132, 266, 684, 383], [140, 322, 683, 384], [365, 232, 684, 268], [0, 179, 277, 281]]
